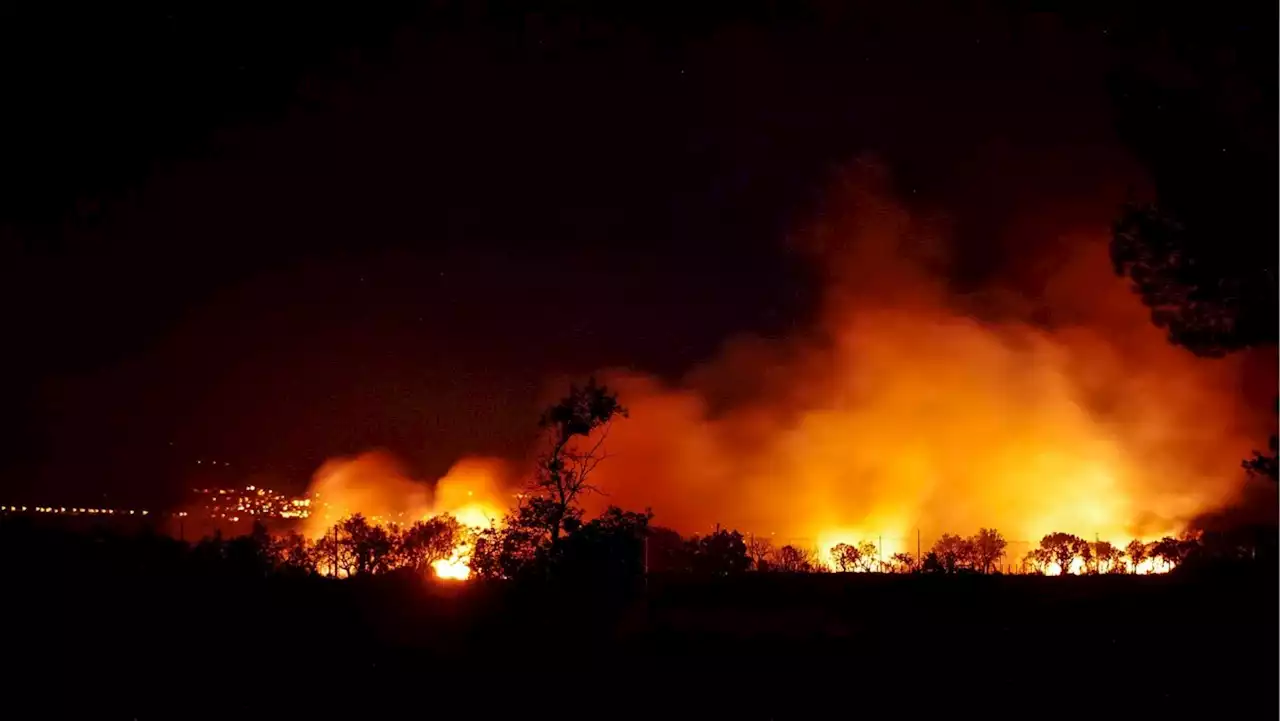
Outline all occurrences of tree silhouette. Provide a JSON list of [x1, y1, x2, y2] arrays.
[[1023, 549, 1051, 575], [1111, 204, 1275, 356], [1243, 431, 1278, 483], [313, 524, 358, 577], [471, 380, 631, 580], [1038, 533, 1088, 575], [1108, 29, 1277, 480], [400, 515, 463, 573], [1078, 542, 1095, 574], [931, 533, 971, 574], [647, 526, 691, 573], [471, 503, 547, 579], [557, 506, 651, 583], [270, 531, 314, 576], [1107, 17, 1275, 358], [969, 528, 1007, 574], [830, 542, 860, 572], [686, 528, 749, 576], [854, 541, 879, 572], [1149, 537, 1182, 572], [889, 551, 916, 573], [745, 535, 775, 571], [533, 378, 627, 549], [225, 521, 273, 577], [1124, 539, 1148, 574], [773, 544, 816, 573], [920, 551, 944, 574], [1089, 541, 1124, 574], [340, 514, 397, 575]]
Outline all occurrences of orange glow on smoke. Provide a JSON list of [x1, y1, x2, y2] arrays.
[[571, 165, 1273, 557], [299, 454, 509, 578], [301, 454, 508, 540], [297, 164, 1273, 574]]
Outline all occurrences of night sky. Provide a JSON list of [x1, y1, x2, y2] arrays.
[[0, 3, 1269, 505]]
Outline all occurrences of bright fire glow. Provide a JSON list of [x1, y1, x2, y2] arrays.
[[299, 455, 509, 579], [568, 168, 1273, 556], [431, 556, 472, 580], [292, 166, 1272, 578]]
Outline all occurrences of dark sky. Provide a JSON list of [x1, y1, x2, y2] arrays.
[[0, 2, 1268, 505]]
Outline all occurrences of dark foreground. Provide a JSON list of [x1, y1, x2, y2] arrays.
[[10, 563, 1276, 719]]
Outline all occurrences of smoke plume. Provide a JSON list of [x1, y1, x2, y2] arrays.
[[301, 451, 511, 538], [302, 164, 1273, 559], [573, 165, 1272, 555]]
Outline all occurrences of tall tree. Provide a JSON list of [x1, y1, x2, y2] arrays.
[[1111, 204, 1275, 356], [830, 542, 861, 572], [533, 378, 627, 548], [930, 533, 971, 574], [1089, 540, 1123, 574], [1124, 539, 1148, 574], [340, 514, 397, 575], [1108, 9, 1276, 358], [745, 535, 775, 571], [1037, 533, 1089, 575], [270, 531, 314, 576], [400, 515, 463, 573], [854, 541, 879, 572], [889, 551, 917, 573], [1105, 9, 1277, 481], [1148, 537, 1182, 572], [313, 524, 358, 578], [557, 506, 652, 583], [969, 528, 1007, 574], [224, 521, 274, 577], [1023, 548, 1052, 575], [686, 528, 750, 576], [773, 544, 817, 573]]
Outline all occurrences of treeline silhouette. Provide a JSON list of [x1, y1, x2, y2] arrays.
[[4, 379, 1275, 717], [9, 377, 1275, 586], [10, 508, 1273, 588], [253, 376, 1277, 583]]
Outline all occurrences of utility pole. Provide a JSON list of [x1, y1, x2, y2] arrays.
[[917, 528, 921, 568], [878, 535, 883, 571], [643, 533, 650, 590]]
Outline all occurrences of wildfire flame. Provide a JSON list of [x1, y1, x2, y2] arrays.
[[294, 165, 1273, 576], [431, 556, 472, 580], [298, 454, 508, 578], [571, 167, 1274, 556]]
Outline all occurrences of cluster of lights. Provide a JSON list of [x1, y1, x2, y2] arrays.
[[193, 486, 312, 521], [1, 486, 316, 525], [2, 506, 149, 516]]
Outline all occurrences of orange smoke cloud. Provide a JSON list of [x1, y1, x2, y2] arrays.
[[297, 164, 1272, 569], [575, 165, 1272, 557], [301, 451, 510, 539]]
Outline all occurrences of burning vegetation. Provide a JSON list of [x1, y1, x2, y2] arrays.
[[219, 167, 1272, 582]]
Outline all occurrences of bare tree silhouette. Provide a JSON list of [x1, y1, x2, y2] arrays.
[[533, 378, 628, 549], [830, 542, 860, 572]]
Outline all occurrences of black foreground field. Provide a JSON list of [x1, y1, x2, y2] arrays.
[[11, 558, 1276, 719]]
